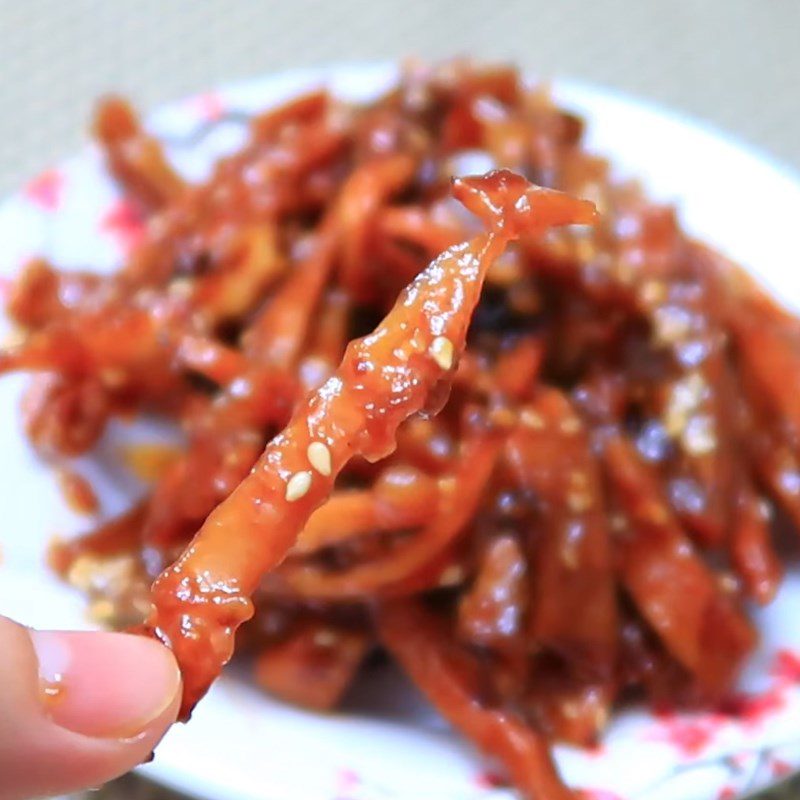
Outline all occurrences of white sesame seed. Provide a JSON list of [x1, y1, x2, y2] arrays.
[[438, 564, 465, 586], [652, 305, 693, 346], [609, 514, 628, 532], [681, 414, 717, 456], [307, 441, 332, 476], [640, 279, 667, 306], [100, 368, 126, 387], [168, 277, 194, 299], [429, 336, 454, 370], [67, 556, 95, 592], [89, 599, 116, 623], [520, 407, 545, 429], [438, 476, 458, 496], [285, 471, 312, 502], [223, 449, 245, 468], [561, 545, 579, 569], [488, 406, 517, 429], [569, 470, 588, 488], [561, 700, 580, 720], [560, 417, 581, 435], [313, 629, 338, 647], [567, 492, 592, 514], [664, 372, 708, 437]]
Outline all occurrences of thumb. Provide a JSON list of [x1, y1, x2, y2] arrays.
[[0, 615, 180, 800]]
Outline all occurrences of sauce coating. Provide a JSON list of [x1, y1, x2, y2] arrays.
[[5, 62, 800, 799], [144, 170, 595, 716]]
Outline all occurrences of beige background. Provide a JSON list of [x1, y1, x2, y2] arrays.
[[1, 0, 800, 196], [2, 1, 798, 798]]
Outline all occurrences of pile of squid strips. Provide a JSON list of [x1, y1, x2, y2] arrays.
[[3, 63, 800, 799]]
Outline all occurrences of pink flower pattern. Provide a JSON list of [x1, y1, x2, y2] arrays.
[[473, 770, 506, 789], [719, 685, 787, 730], [771, 649, 800, 685], [769, 757, 793, 778], [8, 84, 800, 800], [193, 92, 224, 122], [580, 789, 625, 800], [24, 169, 63, 211], [100, 198, 145, 254], [647, 709, 726, 757]]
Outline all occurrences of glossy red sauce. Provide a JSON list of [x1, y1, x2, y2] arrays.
[[4, 62, 799, 799]]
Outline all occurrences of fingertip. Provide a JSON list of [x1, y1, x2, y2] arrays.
[[30, 629, 181, 739], [0, 617, 181, 800]]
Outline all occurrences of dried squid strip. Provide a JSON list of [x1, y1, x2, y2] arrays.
[[143, 170, 596, 717], [504, 388, 616, 676], [94, 96, 187, 211], [254, 621, 371, 711], [603, 435, 755, 692], [277, 430, 501, 597], [377, 599, 573, 800]]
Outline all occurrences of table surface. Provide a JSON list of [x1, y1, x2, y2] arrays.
[[2, 1, 799, 798]]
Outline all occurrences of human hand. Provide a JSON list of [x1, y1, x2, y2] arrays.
[[0, 615, 180, 800]]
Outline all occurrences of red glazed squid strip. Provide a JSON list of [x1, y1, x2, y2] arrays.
[[143, 169, 597, 716], [377, 599, 574, 800]]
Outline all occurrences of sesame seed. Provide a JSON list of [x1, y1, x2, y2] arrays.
[[168, 277, 194, 299], [439, 564, 465, 586], [520, 407, 545, 429], [681, 414, 717, 456], [615, 260, 635, 285], [313, 629, 338, 648], [488, 406, 517, 429], [438, 476, 458, 495], [429, 336, 454, 370], [560, 416, 581, 435], [67, 556, 95, 592], [223, 450, 243, 468], [640, 279, 667, 306], [561, 546, 579, 569], [89, 599, 116, 623], [609, 514, 628, 532], [307, 441, 332, 476], [101, 368, 126, 387], [652, 305, 693, 345], [569, 470, 588, 488], [664, 372, 708, 437], [567, 492, 592, 514], [285, 471, 312, 502], [561, 700, 580, 720]]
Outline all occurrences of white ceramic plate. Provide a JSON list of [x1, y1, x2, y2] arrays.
[[2, 64, 800, 800]]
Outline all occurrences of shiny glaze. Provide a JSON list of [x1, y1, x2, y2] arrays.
[[145, 170, 596, 717], [7, 63, 800, 799]]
